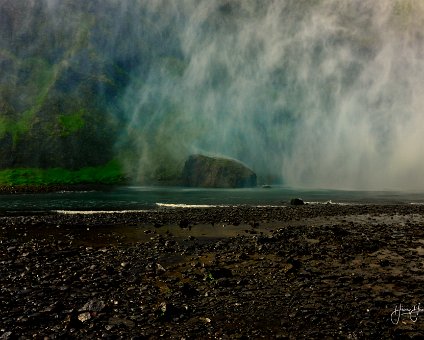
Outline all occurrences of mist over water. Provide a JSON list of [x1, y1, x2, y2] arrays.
[[3, 0, 424, 190], [115, 0, 424, 190]]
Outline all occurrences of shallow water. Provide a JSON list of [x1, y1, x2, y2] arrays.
[[1, 186, 424, 214]]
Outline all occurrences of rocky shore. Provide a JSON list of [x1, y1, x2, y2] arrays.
[[2, 205, 424, 338]]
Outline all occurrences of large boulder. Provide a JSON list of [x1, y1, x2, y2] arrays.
[[290, 198, 305, 205], [182, 154, 257, 188]]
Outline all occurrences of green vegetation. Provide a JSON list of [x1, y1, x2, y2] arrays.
[[205, 272, 216, 283], [0, 161, 126, 186], [16, 59, 56, 139], [58, 109, 86, 136]]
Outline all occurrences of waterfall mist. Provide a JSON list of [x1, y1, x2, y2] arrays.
[[116, 0, 424, 190], [3, 0, 424, 190]]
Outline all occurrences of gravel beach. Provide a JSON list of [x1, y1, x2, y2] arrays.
[[1, 204, 424, 338]]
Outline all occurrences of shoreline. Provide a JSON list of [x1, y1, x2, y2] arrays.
[[0, 184, 119, 195], [2, 205, 424, 338]]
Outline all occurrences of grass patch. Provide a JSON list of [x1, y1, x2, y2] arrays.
[[0, 161, 127, 186]]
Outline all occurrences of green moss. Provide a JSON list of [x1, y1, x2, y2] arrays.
[[0, 109, 36, 144], [0, 161, 126, 186], [1, 15, 96, 144], [58, 109, 86, 136], [0, 58, 57, 144], [22, 58, 56, 109]]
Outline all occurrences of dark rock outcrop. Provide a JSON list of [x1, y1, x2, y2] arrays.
[[182, 154, 257, 188], [290, 198, 305, 205]]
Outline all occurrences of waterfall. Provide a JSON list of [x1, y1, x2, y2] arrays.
[[119, 0, 424, 189]]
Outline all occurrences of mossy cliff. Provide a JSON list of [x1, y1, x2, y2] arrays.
[[0, 1, 123, 171]]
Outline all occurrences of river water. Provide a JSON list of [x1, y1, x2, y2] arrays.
[[1, 186, 424, 214]]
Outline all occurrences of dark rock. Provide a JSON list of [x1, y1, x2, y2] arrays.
[[287, 257, 302, 272], [379, 259, 391, 267], [216, 278, 232, 287], [250, 221, 259, 228], [182, 154, 257, 188], [208, 267, 233, 279], [290, 198, 304, 205], [330, 225, 349, 237], [179, 219, 190, 229], [181, 283, 198, 297], [156, 302, 187, 321]]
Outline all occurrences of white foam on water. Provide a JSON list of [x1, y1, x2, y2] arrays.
[[156, 203, 286, 208], [155, 203, 225, 208], [53, 210, 151, 215], [304, 200, 352, 206]]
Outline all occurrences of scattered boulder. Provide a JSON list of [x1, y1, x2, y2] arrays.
[[182, 154, 257, 188], [290, 198, 305, 205]]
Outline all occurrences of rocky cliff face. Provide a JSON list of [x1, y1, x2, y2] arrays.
[[0, 0, 138, 169], [182, 155, 257, 188], [0, 0, 192, 172]]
